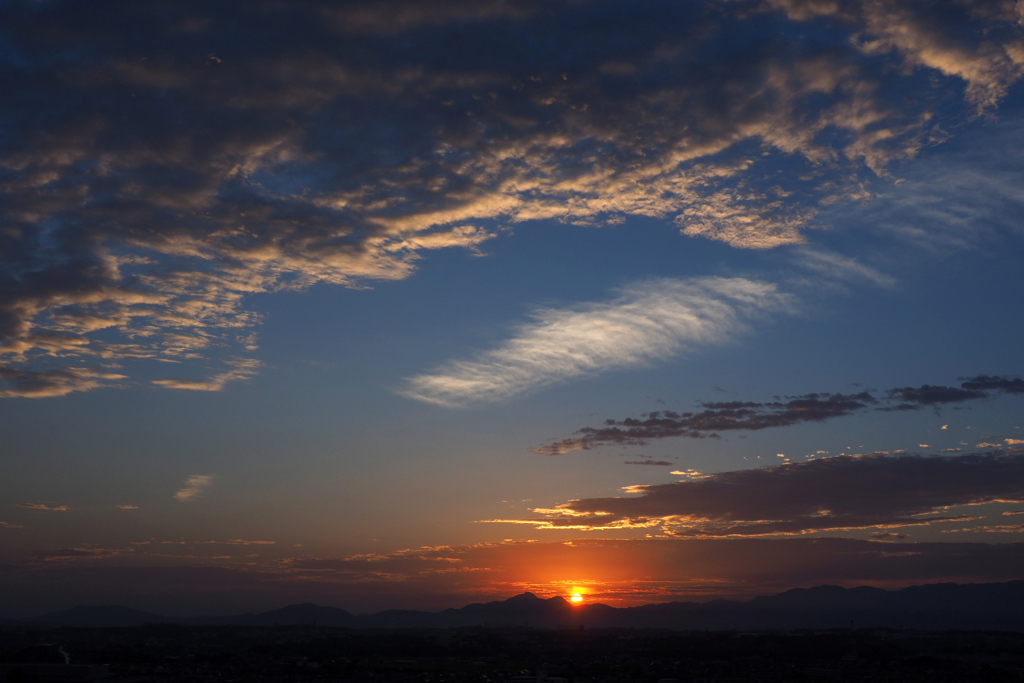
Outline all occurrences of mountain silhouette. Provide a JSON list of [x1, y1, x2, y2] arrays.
[[36, 605, 169, 628], [21, 580, 1024, 631]]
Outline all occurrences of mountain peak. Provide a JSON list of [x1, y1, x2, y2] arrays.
[[25, 581, 1024, 631]]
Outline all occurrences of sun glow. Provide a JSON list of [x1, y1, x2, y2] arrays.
[[570, 592, 583, 603]]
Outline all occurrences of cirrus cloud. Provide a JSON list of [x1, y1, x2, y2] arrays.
[[15, 503, 69, 512], [401, 277, 793, 407], [174, 474, 215, 502]]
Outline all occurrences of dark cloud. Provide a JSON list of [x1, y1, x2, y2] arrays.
[[505, 452, 1024, 536], [545, 391, 875, 454], [540, 376, 1024, 453], [624, 458, 675, 466], [0, 366, 126, 398], [762, 0, 1024, 110], [960, 374, 1024, 395], [884, 384, 987, 409], [2, 0, 1021, 393]]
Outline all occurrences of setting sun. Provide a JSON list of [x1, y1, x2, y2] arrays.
[[570, 592, 583, 603]]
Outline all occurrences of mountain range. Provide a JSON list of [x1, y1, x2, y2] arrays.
[[12, 580, 1024, 631]]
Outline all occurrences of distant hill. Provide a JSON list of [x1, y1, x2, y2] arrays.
[[19, 580, 1024, 631], [187, 603, 356, 627], [35, 605, 170, 628]]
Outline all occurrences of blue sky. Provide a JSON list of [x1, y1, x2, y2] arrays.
[[1, 0, 1023, 616]]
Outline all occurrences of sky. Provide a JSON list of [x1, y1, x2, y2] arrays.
[[1, 0, 1024, 618]]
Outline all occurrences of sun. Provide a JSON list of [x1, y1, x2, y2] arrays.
[[569, 592, 583, 604]]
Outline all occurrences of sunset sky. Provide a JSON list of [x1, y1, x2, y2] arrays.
[[2, 0, 1024, 618]]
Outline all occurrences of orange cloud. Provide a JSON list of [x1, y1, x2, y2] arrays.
[[15, 503, 69, 512]]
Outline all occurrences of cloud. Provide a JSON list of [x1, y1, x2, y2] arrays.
[[671, 469, 706, 480], [3, 537, 1024, 615], [35, 547, 132, 563], [843, 118, 1024, 253], [943, 524, 1024, 534], [762, 0, 1024, 110], [493, 452, 1024, 536], [0, 367, 127, 398], [259, 537, 1024, 604], [540, 375, 1024, 453], [791, 247, 898, 288], [624, 459, 674, 466], [402, 277, 792, 406], [541, 391, 874, 454], [0, 521, 23, 528], [152, 357, 261, 392], [322, 0, 538, 35], [174, 475, 214, 502], [884, 384, 987, 409], [961, 375, 1024, 394], [2, 1, 1022, 394], [14, 503, 68, 512], [115, 505, 138, 510]]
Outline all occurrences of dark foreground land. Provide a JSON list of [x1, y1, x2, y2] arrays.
[[3, 625, 1024, 683]]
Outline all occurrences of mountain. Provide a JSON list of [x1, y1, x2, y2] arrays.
[[421, 593, 574, 628], [734, 581, 1024, 630], [21, 580, 1024, 631], [186, 602, 356, 627], [35, 605, 170, 628]]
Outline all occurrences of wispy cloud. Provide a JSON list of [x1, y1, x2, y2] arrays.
[[115, 504, 138, 510], [0, 367, 127, 398], [540, 375, 1024, 454], [15, 503, 68, 512], [490, 451, 1024, 536], [36, 546, 132, 563], [792, 247, 898, 288], [174, 475, 215, 502], [131, 538, 276, 547], [0, 521, 23, 528], [847, 120, 1024, 252], [152, 357, 262, 392], [624, 458, 674, 466], [402, 277, 793, 407]]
